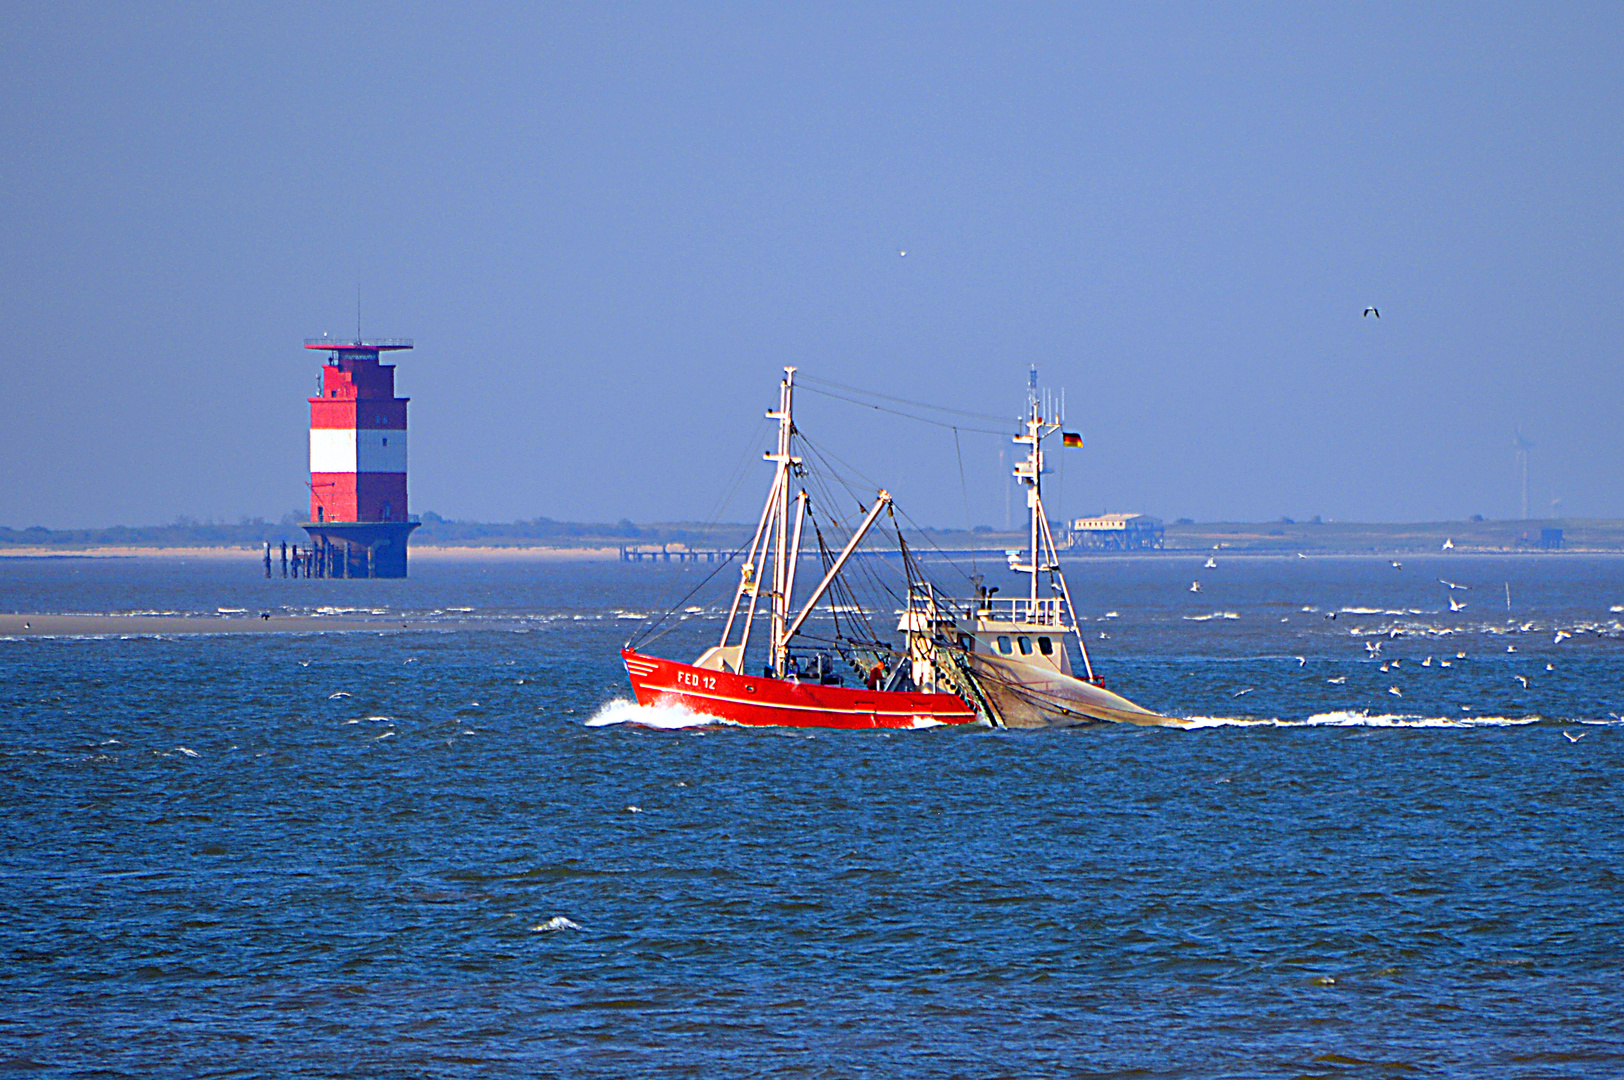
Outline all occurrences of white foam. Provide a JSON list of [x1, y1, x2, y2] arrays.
[[532, 916, 583, 933], [1303, 711, 1540, 728], [1183, 612, 1241, 621], [1176, 712, 1544, 729], [1179, 715, 1280, 729], [586, 697, 723, 729]]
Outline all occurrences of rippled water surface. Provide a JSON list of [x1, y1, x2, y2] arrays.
[[3, 554, 1622, 1076]]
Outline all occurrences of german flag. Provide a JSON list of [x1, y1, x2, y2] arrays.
[[1062, 432, 1084, 448]]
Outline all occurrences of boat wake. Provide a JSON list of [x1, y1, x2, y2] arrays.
[[586, 698, 724, 729], [1179, 711, 1555, 729]]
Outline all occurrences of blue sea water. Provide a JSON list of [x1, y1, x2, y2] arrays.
[[2, 552, 1622, 1077]]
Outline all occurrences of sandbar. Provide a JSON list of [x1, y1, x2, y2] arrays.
[[0, 613, 441, 638]]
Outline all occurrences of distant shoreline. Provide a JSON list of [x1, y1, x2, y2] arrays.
[[2, 518, 1620, 559], [2, 545, 1622, 563], [0, 613, 446, 637], [0, 544, 628, 561]]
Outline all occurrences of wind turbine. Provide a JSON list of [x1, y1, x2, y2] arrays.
[[1514, 427, 1535, 521]]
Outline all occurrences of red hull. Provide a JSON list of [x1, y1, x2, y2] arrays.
[[622, 649, 978, 729]]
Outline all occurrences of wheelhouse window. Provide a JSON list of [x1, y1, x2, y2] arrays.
[[1038, 637, 1053, 655], [997, 635, 1012, 654], [1018, 636, 1033, 655]]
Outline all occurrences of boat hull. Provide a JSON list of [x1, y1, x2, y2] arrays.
[[622, 649, 979, 729]]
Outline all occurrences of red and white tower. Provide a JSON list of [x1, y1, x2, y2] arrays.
[[301, 336, 419, 577]]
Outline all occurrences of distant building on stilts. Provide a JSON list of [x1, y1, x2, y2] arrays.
[[302, 336, 419, 577]]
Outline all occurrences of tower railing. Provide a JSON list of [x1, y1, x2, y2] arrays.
[[303, 338, 414, 349]]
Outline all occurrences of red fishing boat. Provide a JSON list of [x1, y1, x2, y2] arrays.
[[621, 367, 978, 728], [620, 649, 974, 729], [622, 367, 1181, 729]]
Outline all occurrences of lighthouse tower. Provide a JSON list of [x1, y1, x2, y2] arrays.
[[301, 336, 420, 577]]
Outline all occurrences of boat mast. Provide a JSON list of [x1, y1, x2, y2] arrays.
[[1011, 367, 1051, 615], [705, 368, 802, 676], [1011, 366, 1094, 679], [1027, 369, 1042, 612], [766, 367, 800, 676]]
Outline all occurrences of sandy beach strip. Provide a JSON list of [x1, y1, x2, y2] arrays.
[[0, 613, 449, 638], [0, 544, 624, 561]]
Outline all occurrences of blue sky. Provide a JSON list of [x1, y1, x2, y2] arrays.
[[2, 3, 1620, 528]]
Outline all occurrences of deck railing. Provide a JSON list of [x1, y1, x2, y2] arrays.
[[968, 596, 1070, 627], [904, 586, 1072, 629]]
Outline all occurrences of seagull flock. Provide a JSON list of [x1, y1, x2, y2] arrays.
[[1182, 545, 1605, 738]]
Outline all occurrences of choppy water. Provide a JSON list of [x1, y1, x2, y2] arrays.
[[2, 553, 1622, 1076]]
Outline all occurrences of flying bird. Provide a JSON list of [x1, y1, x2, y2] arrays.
[[1440, 579, 1470, 591], [1364, 306, 1380, 318], [1190, 581, 1201, 593], [1390, 560, 1403, 570], [1295, 656, 1307, 667], [1388, 686, 1402, 697], [1554, 630, 1572, 644], [1513, 674, 1529, 689], [1327, 676, 1348, 684], [898, 250, 907, 257], [1449, 596, 1467, 613], [1204, 555, 1218, 569], [1442, 538, 1455, 550], [1564, 730, 1587, 743], [1233, 687, 1255, 697]]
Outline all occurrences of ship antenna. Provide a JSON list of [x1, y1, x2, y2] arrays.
[[356, 280, 362, 344]]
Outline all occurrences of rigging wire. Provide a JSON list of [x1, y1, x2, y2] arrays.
[[695, 415, 772, 545], [629, 415, 770, 654], [793, 434, 918, 606], [953, 426, 978, 578], [625, 544, 742, 650], [797, 430, 980, 589], [797, 383, 1010, 436], [797, 374, 1012, 423]]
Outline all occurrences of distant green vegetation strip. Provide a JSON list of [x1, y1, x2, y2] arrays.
[[2, 514, 1619, 553]]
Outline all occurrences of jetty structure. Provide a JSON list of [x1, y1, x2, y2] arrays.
[[1064, 513, 1165, 551], [300, 335, 418, 577]]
